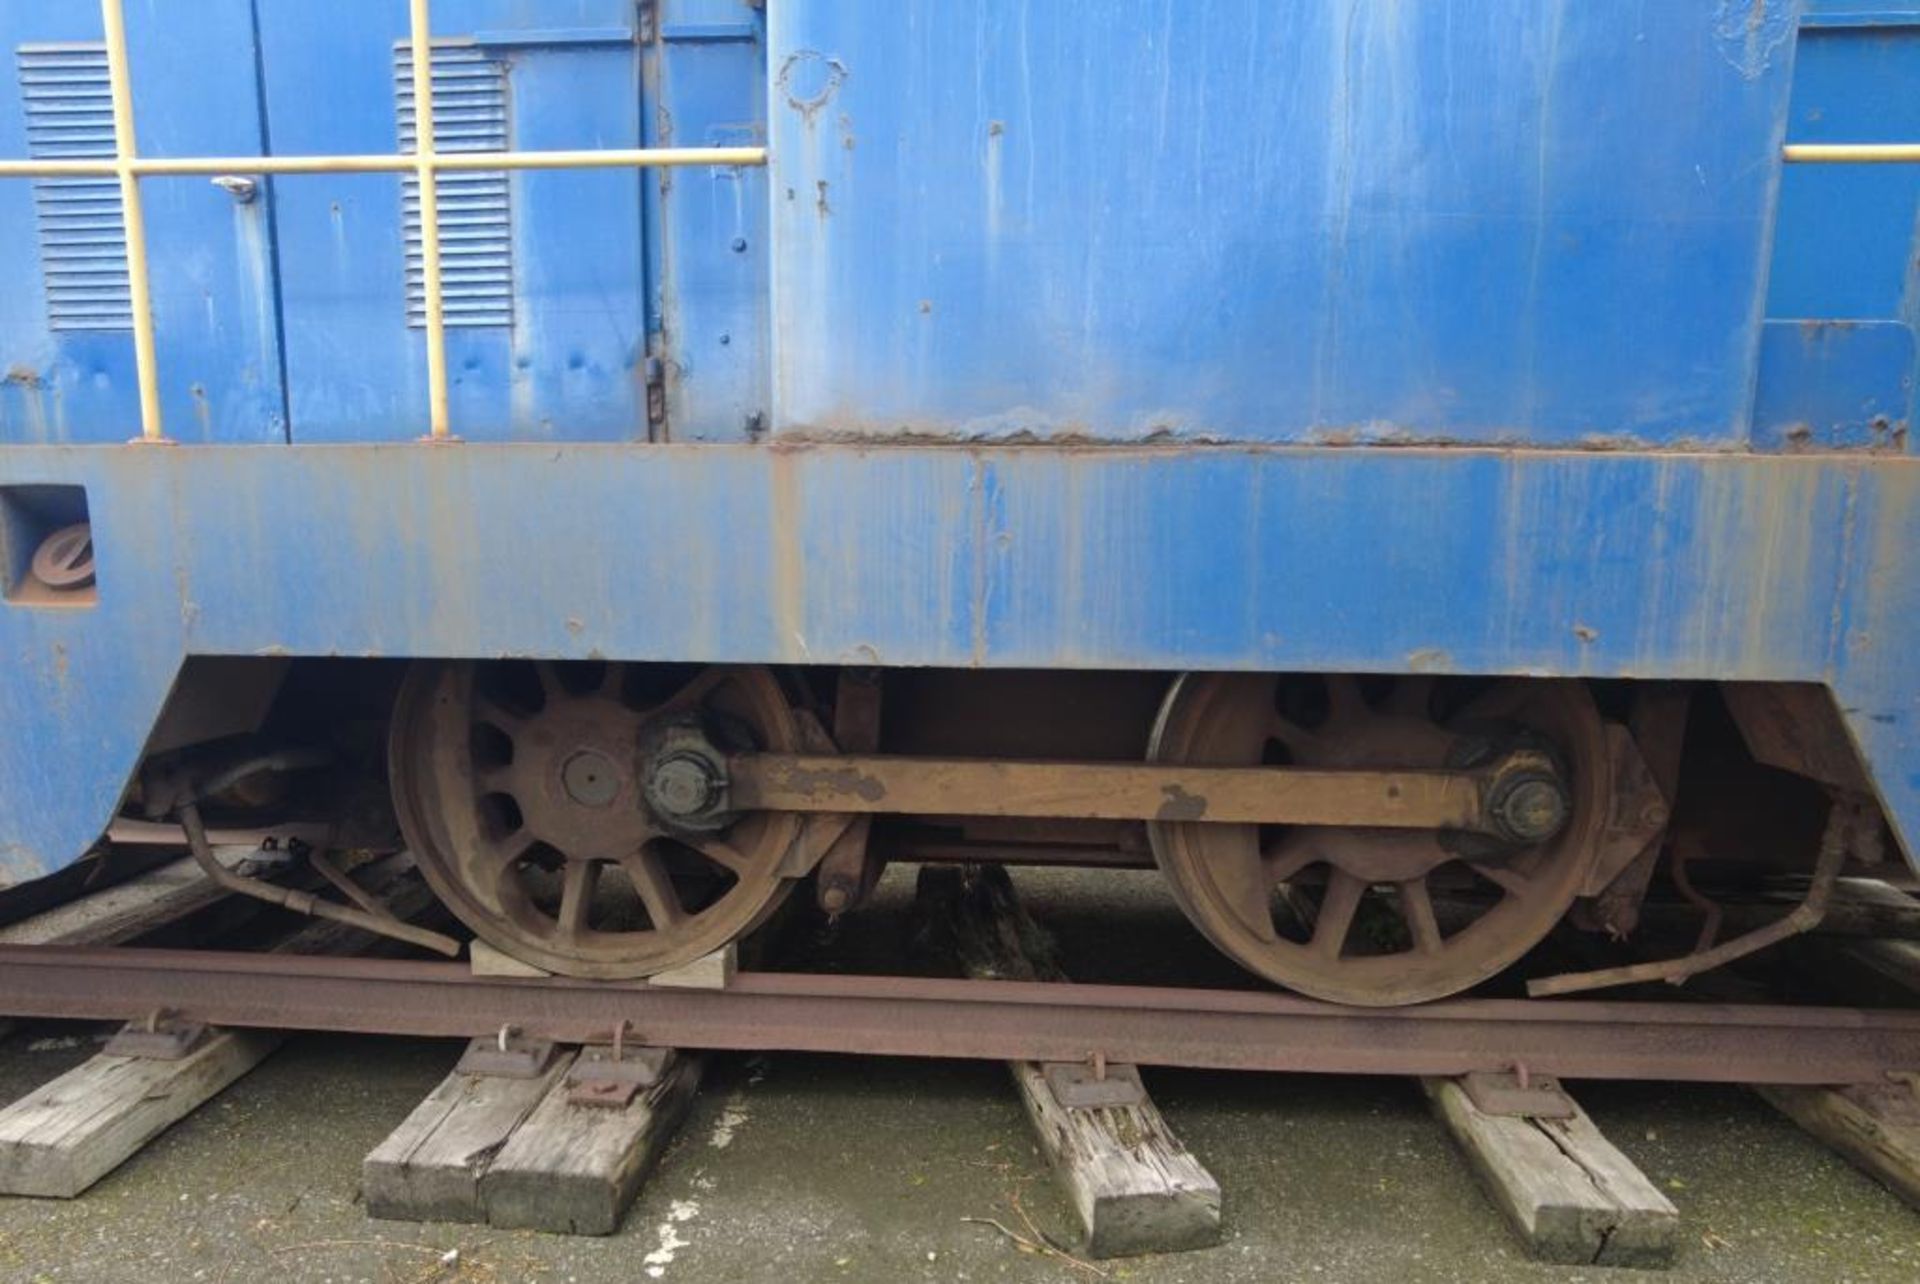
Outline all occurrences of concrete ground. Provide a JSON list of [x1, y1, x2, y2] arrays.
[[0, 866, 1915, 1284]]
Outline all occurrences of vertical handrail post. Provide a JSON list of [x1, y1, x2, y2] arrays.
[[407, 0, 452, 440], [99, 0, 165, 443]]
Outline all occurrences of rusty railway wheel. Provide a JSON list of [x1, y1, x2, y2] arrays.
[[390, 661, 803, 979], [1147, 674, 1608, 1006]]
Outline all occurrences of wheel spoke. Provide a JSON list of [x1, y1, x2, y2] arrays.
[[1261, 833, 1318, 884], [1267, 714, 1322, 756], [472, 691, 528, 736], [1311, 869, 1367, 958], [653, 666, 728, 717], [596, 661, 627, 700], [532, 661, 568, 705], [1323, 675, 1367, 721], [476, 764, 516, 794], [1469, 860, 1535, 898], [679, 833, 753, 877], [617, 844, 686, 929], [1398, 877, 1444, 955], [556, 859, 599, 940], [480, 830, 538, 867]]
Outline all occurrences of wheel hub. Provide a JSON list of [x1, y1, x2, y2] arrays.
[[560, 750, 622, 808], [638, 721, 735, 832], [1486, 770, 1571, 845], [647, 754, 722, 817]]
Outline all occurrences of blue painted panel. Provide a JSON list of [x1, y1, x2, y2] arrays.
[[652, 0, 769, 442], [0, 1, 285, 444], [3, 445, 1920, 880], [257, 0, 648, 442], [1801, 0, 1920, 27], [1769, 23, 1920, 319], [766, 0, 1799, 446], [1753, 320, 1914, 448], [1765, 18, 1920, 437]]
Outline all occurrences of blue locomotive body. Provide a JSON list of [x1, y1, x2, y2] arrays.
[[0, 0, 1916, 896]]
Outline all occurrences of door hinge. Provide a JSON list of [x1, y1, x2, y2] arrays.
[[645, 352, 668, 438]]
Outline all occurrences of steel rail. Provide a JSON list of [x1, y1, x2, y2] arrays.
[[0, 945, 1914, 1085]]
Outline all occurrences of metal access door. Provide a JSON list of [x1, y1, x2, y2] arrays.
[[1757, 3, 1920, 449], [257, 0, 652, 443], [0, 1, 286, 444]]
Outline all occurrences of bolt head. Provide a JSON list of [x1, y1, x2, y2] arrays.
[[646, 752, 723, 820], [1492, 775, 1570, 844]]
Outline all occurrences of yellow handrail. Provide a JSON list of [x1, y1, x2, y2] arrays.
[[100, 0, 164, 443], [407, 0, 449, 440], [0, 149, 765, 179], [1782, 143, 1920, 163]]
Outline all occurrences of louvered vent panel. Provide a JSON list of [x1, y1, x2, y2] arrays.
[[17, 44, 131, 332], [396, 43, 512, 329]]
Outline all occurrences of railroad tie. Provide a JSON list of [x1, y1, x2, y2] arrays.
[[1423, 1073, 1679, 1268], [913, 864, 1223, 1259], [0, 853, 432, 1199]]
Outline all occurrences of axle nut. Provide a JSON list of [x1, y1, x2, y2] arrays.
[[1488, 774, 1570, 845], [645, 752, 724, 820]]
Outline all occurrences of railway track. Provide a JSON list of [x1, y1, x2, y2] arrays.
[[0, 945, 1917, 1088], [0, 857, 1916, 1269]]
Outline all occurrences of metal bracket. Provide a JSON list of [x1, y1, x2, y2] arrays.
[[455, 1025, 559, 1079], [1886, 1070, 1920, 1106], [566, 1044, 673, 1108], [105, 1011, 211, 1060], [643, 351, 667, 436], [1042, 1059, 1145, 1110], [1460, 1069, 1578, 1119], [1830, 1074, 1920, 1126]]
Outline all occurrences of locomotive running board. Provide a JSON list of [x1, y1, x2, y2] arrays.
[[0, 945, 1914, 1087]]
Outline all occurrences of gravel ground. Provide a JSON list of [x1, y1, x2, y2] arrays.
[[0, 866, 1913, 1283]]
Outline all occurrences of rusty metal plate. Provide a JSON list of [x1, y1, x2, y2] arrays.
[[104, 1017, 210, 1061], [1042, 1060, 1145, 1109], [455, 1031, 559, 1079], [565, 1044, 673, 1108], [1460, 1069, 1577, 1119]]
